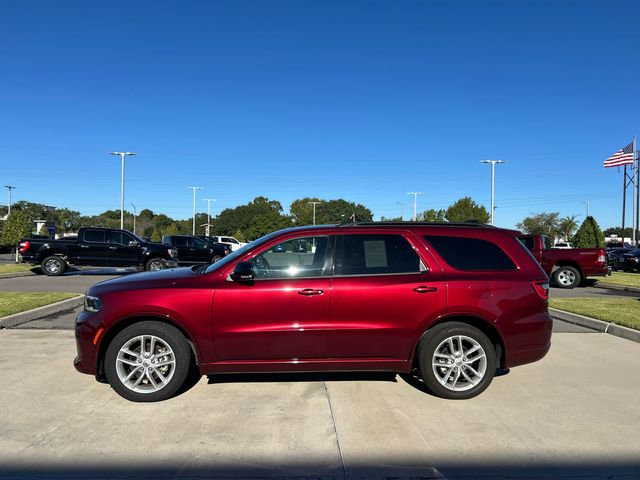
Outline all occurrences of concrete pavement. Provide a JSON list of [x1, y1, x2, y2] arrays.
[[0, 326, 638, 479]]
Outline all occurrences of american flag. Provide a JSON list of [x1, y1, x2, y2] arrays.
[[603, 141, 635, 168]]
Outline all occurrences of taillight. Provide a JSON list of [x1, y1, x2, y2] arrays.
[[19, 241, 30, 253], [531, 281, 549, 301], [597, 254, 606, 264]]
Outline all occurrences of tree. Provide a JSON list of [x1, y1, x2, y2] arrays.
[[380, 216, 404, 222], [290, 197, 323, 225], [417, 209, 446, 222], [150, 229, 162, 242], [233, 229, 246, 242], [214, 196, 291, 237], [163, 223, 180, 236], [288, 198, 373, 225], [37, 224, 50, 237], [574, 216, 605, 248], [558, 215, 579, 241], [444, 197, 490, 223], [516, 212, 560, 241], [51, 208, 82, 233], [0, 211, 32, 247]]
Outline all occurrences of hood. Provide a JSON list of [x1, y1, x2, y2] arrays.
[[88, 267, 199, 295]]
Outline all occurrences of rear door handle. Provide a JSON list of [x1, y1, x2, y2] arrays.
[[413, 286, 438, 293], [298, 288, 324, 296]]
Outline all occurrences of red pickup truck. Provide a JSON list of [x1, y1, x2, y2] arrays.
[[518, 234, 609, 289]]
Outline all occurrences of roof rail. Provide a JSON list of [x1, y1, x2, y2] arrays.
[[337, 221, 495, 228]]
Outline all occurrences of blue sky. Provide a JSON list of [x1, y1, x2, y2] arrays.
[[1, 0, 638, 229]]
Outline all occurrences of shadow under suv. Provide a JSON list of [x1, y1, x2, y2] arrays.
[[75, 222, 552, 402]]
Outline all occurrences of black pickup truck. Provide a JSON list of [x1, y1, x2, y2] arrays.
[[162, 235, 230, 265], [18, 227, 179, 276]]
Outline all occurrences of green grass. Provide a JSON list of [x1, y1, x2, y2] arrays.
[[595, 271, 640, 289], [0, 264, 36, 274], [0, 292, 78, 318], [550, 297, 640, 331]]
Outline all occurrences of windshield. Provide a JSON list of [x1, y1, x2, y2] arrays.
[[203, 231, 281, 274]]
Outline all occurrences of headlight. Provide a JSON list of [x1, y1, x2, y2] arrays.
[[84, 295, 103, 313]]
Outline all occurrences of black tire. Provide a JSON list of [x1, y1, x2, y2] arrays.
[[552, 265, 581, 289], [211, 255, 223, 263], [41, 255, 67, 276], [145, 257, 167, 271], [104, 321, 193, 402], [417, 322, 496, 400]]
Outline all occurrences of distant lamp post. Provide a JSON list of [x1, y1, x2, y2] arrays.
[[131, 203, 137, 235], [110, 152, 137, 230], [203, 198, 216, 236], [308, 201, 321, 225], [188, 186, 203, 235], [4, 185, 15, 216], [480, 160, 507, 226], [407, 192, 422, 221], [582, 201, 590, 218]]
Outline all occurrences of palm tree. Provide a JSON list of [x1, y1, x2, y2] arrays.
[[558, 215, 579, 242]]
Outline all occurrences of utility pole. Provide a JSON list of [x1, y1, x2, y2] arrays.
[[636, 148, 640, 246], [397, 202, 404, 220], [308, 201, 321, 225], [131, 203, 137, 235], [582, 201, 590, 218], [4, 185, 15, 216], [407, 192, 422, 221], [480, 160, 507, 226], [203, 198, 216, 236], [110, 152, 137, 230], [188, 186, 203, 235]]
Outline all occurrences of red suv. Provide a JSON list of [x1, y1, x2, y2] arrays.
[[75, 223, 552, 402]]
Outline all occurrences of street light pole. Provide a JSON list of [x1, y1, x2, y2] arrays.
[[188, 186, 203, 235], [582, 201, 590, 218], [407, 192, 422, 221], [4, 185, 15, 216], [203, 198, 216, 236], [308, 201, 321, 225], [397, 202, 404, 220], [131, 203, 137, 234], [480, 160, 507, 226], [110, 152, 137, 230]]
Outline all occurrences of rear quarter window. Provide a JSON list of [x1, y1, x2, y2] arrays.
[[424, 235, 516, 271]]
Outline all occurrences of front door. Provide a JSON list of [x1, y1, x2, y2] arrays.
[[213, 235, 332, 361], [108, 231, 143, 267], [328, 233, 447, 361]]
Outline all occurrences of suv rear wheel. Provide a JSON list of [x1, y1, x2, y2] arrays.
[[418, 322, 496, 400], [104, 321, 193, 402]]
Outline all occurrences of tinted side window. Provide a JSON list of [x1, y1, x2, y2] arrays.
[[337, 234, 422, 275], [84, 230, 106, 243], [424, 235, 516, 271], [189, 238, 206, 248], [173, 237, 188, 247], [109, 231, 134, 245], [518, 236, 535, 250]]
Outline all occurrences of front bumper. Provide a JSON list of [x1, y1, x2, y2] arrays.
[[74, 311, 101, 376]]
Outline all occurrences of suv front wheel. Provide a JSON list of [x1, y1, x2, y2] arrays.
[[104, 321, 193, 402], [418, 322, 496, 400]]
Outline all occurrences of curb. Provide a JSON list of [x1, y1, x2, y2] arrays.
[[550, 308, 640, 344], [0, 295, 84, 329], [0, 271, 37, 279], [592, 282, 640, 294]]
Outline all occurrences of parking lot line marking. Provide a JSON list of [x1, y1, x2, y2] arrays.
[[324, 380, 347, 478]]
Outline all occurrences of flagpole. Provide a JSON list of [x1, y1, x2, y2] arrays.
[[635, 136, 639, 246], [622, 163, 627, 242]]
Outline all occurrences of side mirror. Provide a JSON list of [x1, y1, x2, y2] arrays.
[[128, 241, 140, 247], [230, 262, 254, 282]]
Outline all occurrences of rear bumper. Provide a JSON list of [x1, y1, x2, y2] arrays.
[[583, 265, 610, 277], [504, 311, 553, 369]]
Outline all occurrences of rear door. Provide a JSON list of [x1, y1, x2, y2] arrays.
[[76, 229, 110, 266], [187, 237, 211, 263], [328, 232, 447, 361], [170, 236, 190, 264], [108, 231, 143, 267]]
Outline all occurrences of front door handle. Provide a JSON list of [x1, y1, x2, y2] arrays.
[[298, 288, 324, 296], [413, 286, 438, 293], [109, 246, 117, 250], [80, 245, 89, 249]]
